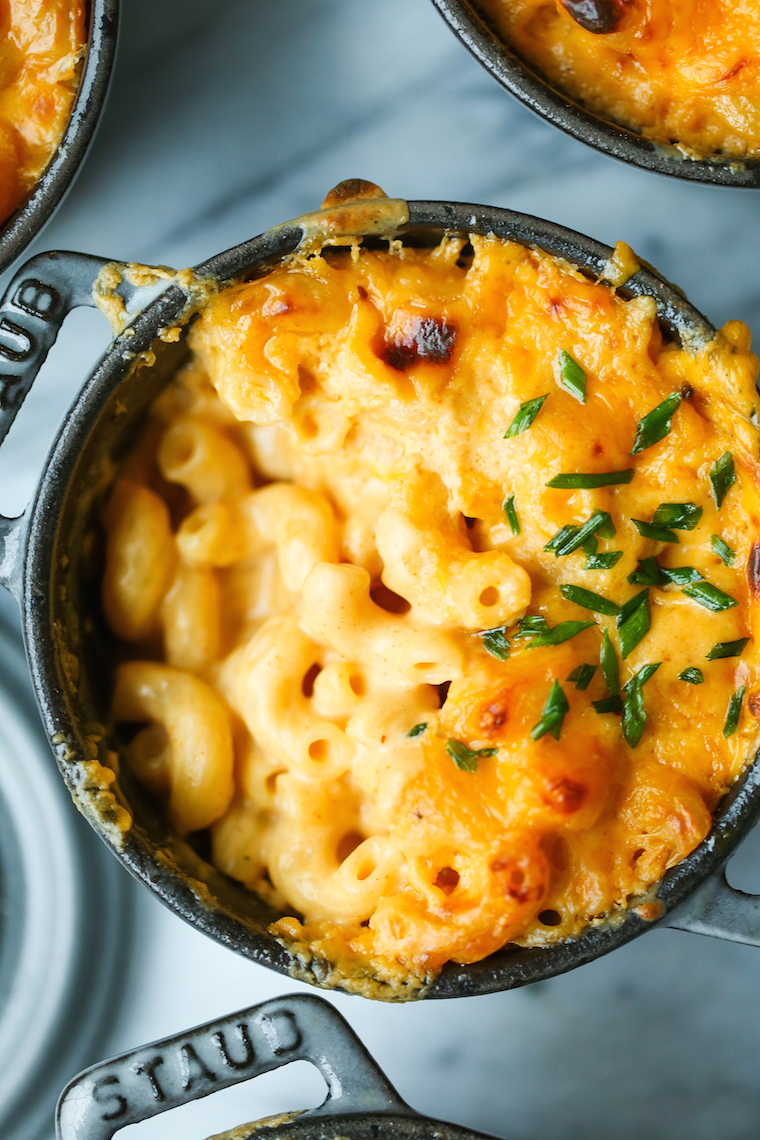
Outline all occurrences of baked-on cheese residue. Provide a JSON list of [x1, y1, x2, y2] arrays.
[[0, 0, 86, 223], [477, 0, 760, 159], [102, 235, 760, 981]]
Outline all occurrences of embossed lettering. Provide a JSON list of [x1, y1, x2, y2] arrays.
[[213, 1023, 255, 1070], [132, 1056, 165, 1101], [13, 279, 61, 319], [0, 318, 33, 363], [92, 1074, 128, 1121], [180, 1042, 216, 1090], [257, 1010, 302, 1056]]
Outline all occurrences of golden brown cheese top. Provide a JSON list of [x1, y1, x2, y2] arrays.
[[477, 0, 760, 158], [0, 0, 85, 222], [102, 236, 760, 980]]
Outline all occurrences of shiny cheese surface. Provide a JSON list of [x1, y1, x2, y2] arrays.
[[477, 0, 760, 158], [103, 236, 760, 982], [0, 0, 85, 222]]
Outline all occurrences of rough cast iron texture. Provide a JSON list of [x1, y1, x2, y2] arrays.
[[431, 0, 760, 188], [1, 200, 759, 1000]]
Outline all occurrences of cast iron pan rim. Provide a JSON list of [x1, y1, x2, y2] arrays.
[[431, 0, 760, 188], [22, 199, 760, 999], [0, 0, 118, 275]]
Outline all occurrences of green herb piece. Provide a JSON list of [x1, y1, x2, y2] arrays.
[[546, 510, 616, 557], [585, 551, 624, 570], [662, 566, 704, 586], [628, 557, 667, 586], [514, 615, 550, 638], [503, 494, 521, 536], [622, 662, 662, 748], [582, 536, 598, 556], [706, 637, 750, 660], [592, 695, 623, 714], [531, 679, 570, 741], [544, 524, 580, 554], [479, 625, 510, 661], [524, 620, 595, 649], [632, 518, 680, 544], [679, 667, 704, 685], [408, 722, 428, 738], [710, 535, 736, 566], [682, 581, 738, 612], [723, 684, 746, 738], [616, 589, 651, 659], [630, 392, 682, 456], [504, 394, 548, 439], [446, 738, 498, 773], [546, 469, 635, 490], [710, 451, 736, 509], [651, 502, 703, 531], [567, 663, 597, 690], [557, 350, 587, 404], [600, 628, 619, 695], [560, 583, 620, 616]]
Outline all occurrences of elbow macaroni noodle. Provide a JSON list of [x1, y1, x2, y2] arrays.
[[102, 235, 760, 979]]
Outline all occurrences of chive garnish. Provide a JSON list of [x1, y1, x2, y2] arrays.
[[557, 350, 586, 404], [628, 557, 666, 586], [446, 738, 498, 772], [724, 684, 746, 738], [560, 583, 620, 616], [600, 627, 619, 695], [632, 518, 680, 544], [622, 662, 662, 748], [567, 663, 597, 690], [682, 581, 738, 612], [629, 392, 682, 456], [544, 524, 580, 554], [504, 394, 548, 438], [585, 551, 624, 570], [679, 667, 704, 685], [546, 470, 635, 490], [582, 536, 598, 555], [478, 625, 510, 661], [706, 637, 750, 660], [711, 535, 735, 566], [710, 451, 736, 509], [514, 615, 550, 638], [524, 621, 596, 649], [651, 502, 703, 531], [545, 510, 615, 557], [531, 679, 570, 741], [503, 494, 521, 536], [616, 589, 651, 658], [592, 695, 623, 714], [408, 722, 428, 737], [661, 566, 704, 586]]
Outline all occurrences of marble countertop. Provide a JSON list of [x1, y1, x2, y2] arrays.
[[3, 2, 760, 1137]]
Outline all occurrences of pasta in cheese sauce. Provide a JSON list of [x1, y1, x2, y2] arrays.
[[103, 233, 760, 981]]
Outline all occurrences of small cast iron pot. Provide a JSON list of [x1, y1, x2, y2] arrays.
[[1, 190, 760, 1001], [431, 0, 760, 187], [0, 0, 118, 274], [56, 993, 491, 1140]]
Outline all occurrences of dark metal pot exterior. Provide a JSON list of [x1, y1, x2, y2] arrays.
[[431, 0, 760, 187], [0, 0, 118, 274], [2, 199, 760, 1001]]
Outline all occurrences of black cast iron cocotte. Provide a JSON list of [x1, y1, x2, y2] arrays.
[[2, 192, 760, 1001], [430, 0, 760, 188]]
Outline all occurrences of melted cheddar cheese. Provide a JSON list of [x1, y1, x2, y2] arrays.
[[104, 235, 760, 982], [0, 0, 85, 222], [477, 0, 760, 159]]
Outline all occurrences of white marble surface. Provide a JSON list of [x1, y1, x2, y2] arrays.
[[4, 1, 760, 1137]]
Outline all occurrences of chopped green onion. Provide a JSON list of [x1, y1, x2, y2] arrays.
[[622, 662, 662, 748], [514, 615, 550, 638], [616, 589, 651, 659], [632, 518, 680, 544], [651, 502, 703, 531], [547, 469, 635, 490], [628, 557, 666, 586], [531, 679, 570, 741], [592, 695, 623, 714], [503, 494, 521, 536], [446, 738, 498, 772], [544, 524, 580, 554], [723, 684, 746, 738], [557, 350, 587, 404], [662, 566, 704, 586], [585, 551, 624, 570], [682, 581, 738, 612], [567, 663, 597, 690], [710, 451, 736, 509], [560, 583, 620, 616], [711, 535, 735, 566], [706, 637, 750, 660], [479, 625, 510, 661], [630, 392, 682, 456], [679, 667, 704, 685], [600, 627, 619, 696], [524, 620, 596, 649], [582, 536, 598, 556], [504, 395, 548, 439], [545, 510, 615, 557], [408, 722, 428, 737]]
